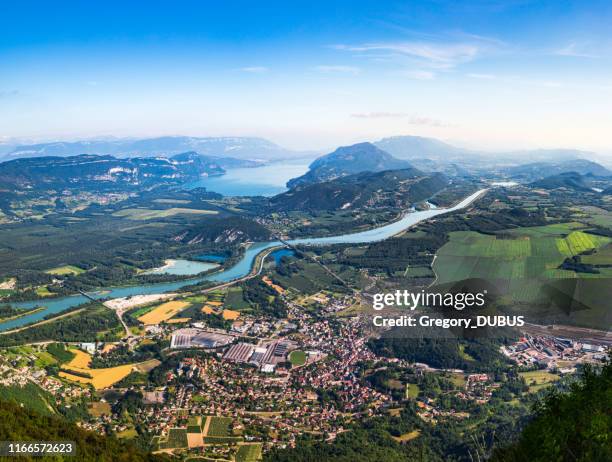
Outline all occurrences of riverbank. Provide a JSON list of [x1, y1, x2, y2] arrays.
[[0, 189, 486, 331]]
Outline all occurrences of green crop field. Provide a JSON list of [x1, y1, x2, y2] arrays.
[[236, 444, 263, 462], [225, 287, 250, 310], [434, 226, 610, 285], [206, 416, 233, 437], [433, 224, 612, 328], [158, 428, 188, 449], [519, 371, 560, 392]]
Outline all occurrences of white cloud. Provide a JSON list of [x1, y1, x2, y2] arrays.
[[334, 41, 485, 69], [314, 65, 361, 74], [239, 66, 269, 73], [554, 42, 599, 58]]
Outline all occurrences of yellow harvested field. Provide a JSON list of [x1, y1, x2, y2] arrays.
[[69, 349, 92, 368], [167, 317, 191, 324], [207, 300, 223, 306], [222, 309, 240, 320], [59, 349, 136, 390], [201, 305, 215, 314], [137, 300, 190, 325]]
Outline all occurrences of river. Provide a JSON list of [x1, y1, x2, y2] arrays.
[[0, 189, 486, 332]]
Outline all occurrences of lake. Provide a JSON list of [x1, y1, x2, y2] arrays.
[[141, 259, 218, 276], [1, 189, 486, 331], [183, 161, 310, 196]]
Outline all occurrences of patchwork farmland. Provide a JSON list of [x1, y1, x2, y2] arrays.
[[432, 224, 612, 328]]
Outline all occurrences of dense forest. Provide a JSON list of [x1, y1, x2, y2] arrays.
[[0, 305, 121, 347], [492, 361, 612, 461]]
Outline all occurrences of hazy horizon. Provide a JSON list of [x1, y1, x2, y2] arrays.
[[2, 1, 612, 153]]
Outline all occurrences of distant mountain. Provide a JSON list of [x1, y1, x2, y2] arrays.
[[501, 149, 596, 163], [171, 151, 262, 169], [4, 136, 303, 161], [272, 168, 447, 211], [287, 142, 411, 188], [0, 154, 225, 191], [374, 136, 474, 162], [505, 159, 611, 181], [530, 172, 593, 191], [374, 135, 600, 171]]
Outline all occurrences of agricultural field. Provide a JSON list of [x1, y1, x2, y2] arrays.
[[112, 207, 217, 220], [137, 300, 190, 325], [44, 264, 85, 276], [222, 309, 240, 320], [58, 348, 141, 389], [88, 401, 112, 417], [433, 224, 612, 326], [235, 443, 263, 462], [157, 428, 188, 449], [206, 416, 233, 437], [519, 370, 560, 392], [225, 287, 250, 310]]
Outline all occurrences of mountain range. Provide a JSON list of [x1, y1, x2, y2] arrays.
[[503, 159, 610, 181], [2, 136, 305, 161], [373, 136, 603, 170], [0, 153, 230, 191]]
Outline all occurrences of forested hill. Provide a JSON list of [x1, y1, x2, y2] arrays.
[[529, 172, 593, 192], [505, 159, 610, 181], [0, 399, 170, 462], [492, 361, 611, 461], [0, 153, 225, 191], [287, 142, 411, 188], [270, 168, 448, 211]]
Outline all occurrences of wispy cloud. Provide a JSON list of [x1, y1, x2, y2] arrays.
[[239, 66, 269, 73], [333, 40, 488, 69], [554, 42, 599, 58], [314, 65, 361, 74], [351, 112, 450, 127]]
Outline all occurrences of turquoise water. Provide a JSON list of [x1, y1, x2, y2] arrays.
[[142, 259, 218, 276], [183, 161, 310, 196], [271, 248, 296, 264], [195, 254, 227, 263], [1, 189, 485, 331]]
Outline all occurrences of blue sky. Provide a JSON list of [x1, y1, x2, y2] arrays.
[[1, 0, 612, 152]]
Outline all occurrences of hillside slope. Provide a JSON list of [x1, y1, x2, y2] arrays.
[[272, 168, 447, 211], [287, 142, 411, 188]]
